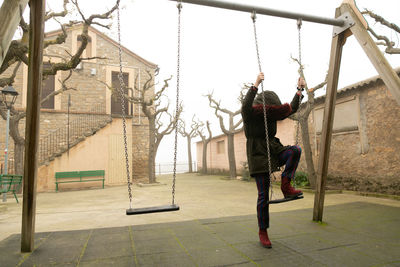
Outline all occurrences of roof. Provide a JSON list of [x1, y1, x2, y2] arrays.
[[44, 24, 157, 69], [313, 67, 400, 104]]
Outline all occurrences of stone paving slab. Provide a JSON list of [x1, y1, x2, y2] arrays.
[[1, 201, 399, 267]]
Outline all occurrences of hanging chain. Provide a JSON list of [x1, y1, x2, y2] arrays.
[[172, 1, 182, 206], [293, 18, 304, 188], [117, 4, 133, 209], [252, 11, 273, 200], [295, 18, 302, 147]]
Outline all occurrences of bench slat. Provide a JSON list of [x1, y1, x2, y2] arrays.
[[55, 170, 105, 192]]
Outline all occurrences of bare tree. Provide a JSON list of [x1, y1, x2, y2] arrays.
[[0, 0, 119, 175], [288, 56, 327, 188], [206, 92, 243, 178], [362, 9, 400, 55], [197, 120, 212, 174], [127, 70, 182, 183], [178, 115, 202, 173]]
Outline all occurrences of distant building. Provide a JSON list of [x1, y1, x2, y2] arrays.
[[195, 119, 296, 175]]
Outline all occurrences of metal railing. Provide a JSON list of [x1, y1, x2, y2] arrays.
[[0, 159, 14, 174], [156, 162, 197, 175], [38, 103, 111, 164]]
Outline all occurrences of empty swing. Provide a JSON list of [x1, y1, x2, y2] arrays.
[[251, 11, 304, 204], [115, 2, 182, 215]]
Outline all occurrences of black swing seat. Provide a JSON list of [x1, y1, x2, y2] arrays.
[[126, 204, 180, 215], [267, 194, 304, 204]]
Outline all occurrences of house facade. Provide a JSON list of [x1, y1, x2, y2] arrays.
[[0, 25, 156, 191]]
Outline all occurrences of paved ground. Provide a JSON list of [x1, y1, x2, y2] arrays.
[[0, 173, 399, 266]]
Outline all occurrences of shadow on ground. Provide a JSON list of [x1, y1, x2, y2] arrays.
[[1, 202, 399, 267]]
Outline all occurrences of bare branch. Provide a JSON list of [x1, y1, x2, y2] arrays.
[[45, 0, 69, 21], [0, 61, 22, 88], [362, 9, 400, 33], [362, 9, 400, 55], [40, 70, 77, 105]]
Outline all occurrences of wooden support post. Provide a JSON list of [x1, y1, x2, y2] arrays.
[[21, 0, 45, 253], [313, 9, 346, 222], [341, 4, 400, 105], [0, 0, 29, 66]]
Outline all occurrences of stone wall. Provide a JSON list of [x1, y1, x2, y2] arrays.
[[302, 79, 400, 195]]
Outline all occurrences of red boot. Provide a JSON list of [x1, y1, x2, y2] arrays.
[[281, 177, 302, 198], [259, 229, 272, 248]]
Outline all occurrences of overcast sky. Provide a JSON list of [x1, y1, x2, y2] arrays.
[[115, 0, 399, 165], [8, 0, 400, 165]]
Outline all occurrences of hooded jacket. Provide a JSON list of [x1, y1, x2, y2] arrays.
[[241, 86, 301, 176]]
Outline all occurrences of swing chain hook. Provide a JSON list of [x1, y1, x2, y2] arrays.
[[251, 10, 257, 23]]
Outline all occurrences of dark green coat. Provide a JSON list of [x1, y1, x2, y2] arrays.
[[241, 86, 301, 176]]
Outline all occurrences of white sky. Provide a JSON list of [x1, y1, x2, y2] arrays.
[[6, 0, 400, 165]]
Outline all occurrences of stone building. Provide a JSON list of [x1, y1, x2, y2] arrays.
[[304, 70, 400, 195], [0, 25, 157, 192], [196, 70, 400, 195]]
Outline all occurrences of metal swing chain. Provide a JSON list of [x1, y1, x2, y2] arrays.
[[295, 18, 303, 147], [172, 1, 183, 205], [116, 4, 133, 209], [293, 18, 303, 187], [251, 11, 273, 200]]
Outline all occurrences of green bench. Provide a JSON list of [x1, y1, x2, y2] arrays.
[[55, 170, 105, 192], [0, 174, 23, 203]]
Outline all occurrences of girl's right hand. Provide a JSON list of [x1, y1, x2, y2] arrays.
[[255, 72, 264, 88]]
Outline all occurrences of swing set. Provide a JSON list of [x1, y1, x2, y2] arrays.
[[3, 0, 399, 252]]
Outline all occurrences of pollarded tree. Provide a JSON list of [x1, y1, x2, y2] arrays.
[[128, 70, 183, 183], [196, 120, 212, 174], [206, 92, 243, 178], [0, 0, 119, 175], [178, 115, 202, 173]]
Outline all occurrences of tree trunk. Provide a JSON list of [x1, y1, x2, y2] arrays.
[[300, 117, 316, 188], [9, 115, 25, 176], [227, 133, 236, 178], [186, 136, 193, 173], [202, 140, 208, 174], [14, 141, 24, 175], [148, 118, 156, 183]]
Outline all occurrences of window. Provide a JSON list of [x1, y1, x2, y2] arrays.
[[77, 35, 92, 58], [314, 96, 359, 134], [41, 63, 55, 109], [111, 71, 130, 115], [217, 140, 225, 154]]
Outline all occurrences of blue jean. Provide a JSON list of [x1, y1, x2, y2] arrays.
[[254, 146, 302, 229]]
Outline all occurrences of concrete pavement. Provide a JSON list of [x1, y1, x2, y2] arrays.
[[0, 173, 399, 266]]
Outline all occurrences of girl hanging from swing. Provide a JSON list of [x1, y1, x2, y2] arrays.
[[241, 72, 306, 248]]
